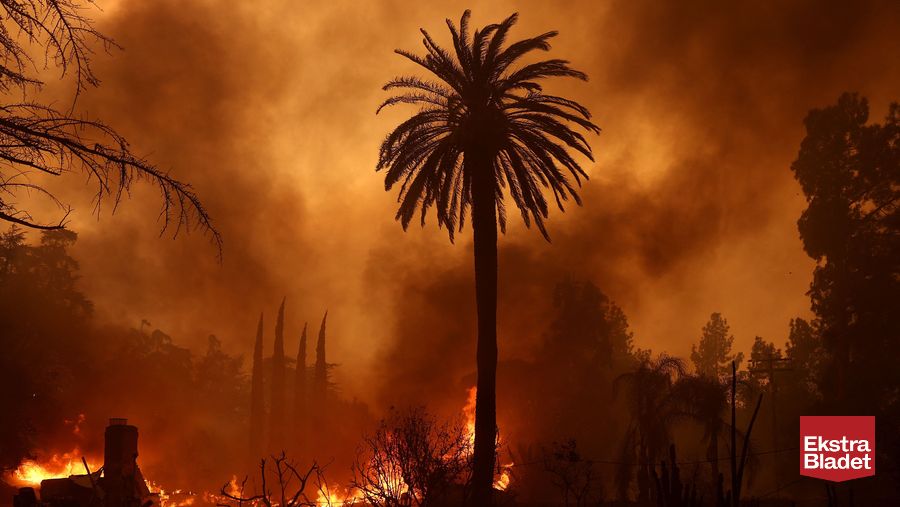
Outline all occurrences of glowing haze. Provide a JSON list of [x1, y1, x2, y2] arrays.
[[29, 0, 900, 406]]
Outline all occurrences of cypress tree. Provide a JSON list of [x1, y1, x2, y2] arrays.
[[315, 311, 328, 399], [249, 313, 265, 459], [293, 322, 307, 451], [269, 298, 286, 451]]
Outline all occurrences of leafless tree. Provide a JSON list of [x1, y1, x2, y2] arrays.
[[0, 0, 220, 252], [350, 407, 471, 506], [216, 452, 331, 507]]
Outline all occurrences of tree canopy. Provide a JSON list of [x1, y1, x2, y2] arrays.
[[376, 9, 599, 241]]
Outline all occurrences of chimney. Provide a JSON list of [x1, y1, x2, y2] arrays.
[[104, 418, 139, 507]]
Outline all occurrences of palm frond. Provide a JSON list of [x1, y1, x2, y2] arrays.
[[377, 11, 598, 241]]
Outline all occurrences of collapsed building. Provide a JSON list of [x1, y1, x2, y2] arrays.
[[13, 419, 156, 507]]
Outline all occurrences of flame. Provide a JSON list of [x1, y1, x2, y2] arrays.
[[493, 463, 513, 491], [461, 387, 513, 492], [225, 475, 241, 497], [463, 386, 477, 450], [3, 448, 101, 487], [147, 480, 200, 507], [315, 483, 363, 506], [197, 475, 244, 507]]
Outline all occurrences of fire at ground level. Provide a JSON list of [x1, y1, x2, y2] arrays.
[[5, 389, 512, 507]]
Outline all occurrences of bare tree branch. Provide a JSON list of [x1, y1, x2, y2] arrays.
[[0, 0, 221, 257]]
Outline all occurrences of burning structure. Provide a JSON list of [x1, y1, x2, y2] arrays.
[[13, 419, 154, 507]]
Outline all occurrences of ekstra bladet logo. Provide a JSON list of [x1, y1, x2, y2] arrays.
[[800, 415, 875, 482]]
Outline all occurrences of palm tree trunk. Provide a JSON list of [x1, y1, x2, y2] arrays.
[[470, 151, 498, 506]]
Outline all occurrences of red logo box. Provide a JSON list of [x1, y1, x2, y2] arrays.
[[800, 416, 875, 482]]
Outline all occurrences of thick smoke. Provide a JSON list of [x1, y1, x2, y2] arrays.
[[33, 0, 899, 413]]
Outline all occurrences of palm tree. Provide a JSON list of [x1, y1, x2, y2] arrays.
[[671, 374, 729, 483], [613, 354, 684, 502], [377, 10, 599, 502]]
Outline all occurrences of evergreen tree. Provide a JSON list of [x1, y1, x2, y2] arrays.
[[691, 313, 744, 379], [750, 336, 781, 362], [543, 279, 634, 369], [784, 318, 823, 400], [293, 322, 308, 451], [269, 298, 286, 451], [249, 313, 265, 459], [791, 93, 899, 406], [315, 311, 328, 400]]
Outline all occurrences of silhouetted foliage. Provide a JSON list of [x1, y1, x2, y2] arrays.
[[727, 362, 762, 507], [0, 0, 218, 251], [0, 227, 91, 468], [784, 318, 824, 403], [0, 227, 244, 484], [792, 91, 900, 488], [651, 445, 699, 507], [250, 313, 266, 460], [269, 298, 287, 451], [377, 9, 599, 502], [293, 322, 308, 452], [350, 407, 470, 507], [614, 354, 685, 502], [671, 375, 729, 484], [543, 279, 633, 369], [691, 313, 744, 380], [217, 452, 327, 507], [198, 335, 245, 417], [314, 311, 328, 400], [792, 93, 899, 402]]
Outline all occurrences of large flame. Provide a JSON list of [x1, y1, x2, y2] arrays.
[[3, 448, 101, 487], [6, 394, 510, 503]]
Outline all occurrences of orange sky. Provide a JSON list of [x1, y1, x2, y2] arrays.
[[28, 0, 899, 405]]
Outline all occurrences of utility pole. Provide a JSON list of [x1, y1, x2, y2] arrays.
[[748, 352, 793, 489]]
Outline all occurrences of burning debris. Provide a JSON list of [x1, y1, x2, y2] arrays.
[[6, 450, 100, 490], [11, 419, 155, 507]]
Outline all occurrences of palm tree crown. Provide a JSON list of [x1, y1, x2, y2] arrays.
[[377, 10, 599, 240]]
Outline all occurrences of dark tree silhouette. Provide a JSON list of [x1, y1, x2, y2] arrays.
[[691, 313, 743, 380], [0, 226, 247, 476], [791, 93, 899, 406], [350, 406, 470, 507], [0, 0, 219, 250], [614, 353, 684, 502], [671, 375, 729, 482], [651, 445, 700, 507], [250, 313, 265, 459], [294, 321, 308, 452], [269, 298, 287, 451], [791, 92, 899, 485], [784, 318, 823, 401], [218, 452, 327, 507], [543, 279, 633, 369], [314, 310, 328, 400], [377, 11, 599, 502]]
